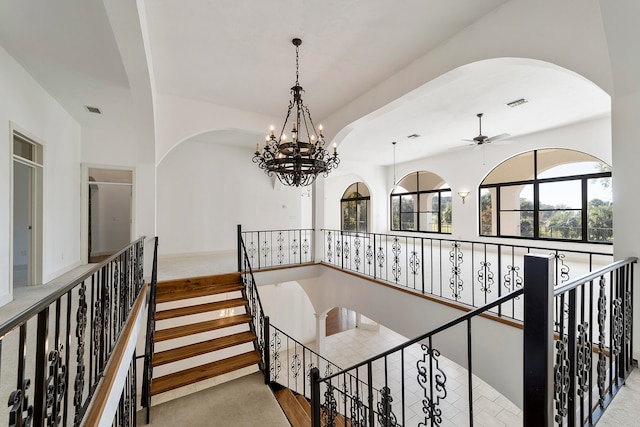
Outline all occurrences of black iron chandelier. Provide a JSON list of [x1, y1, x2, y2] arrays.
[[253, 38, 339, 187]]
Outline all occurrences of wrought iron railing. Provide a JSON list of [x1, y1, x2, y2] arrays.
[[238, 225, 314, 270], [0, 237, 147, 427], [322, 229, 613, 321], [310, 288, 524, 427], [309, 255, 636, 427], [238, 232, 344, 399], [551, 257, 636, 425]]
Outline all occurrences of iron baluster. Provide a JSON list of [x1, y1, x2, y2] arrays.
[[322, 380, 338, 427], [277, 231, 285, 264], [595, 275, 608, 407], [391, 237, 401, 283], [74, 283, 88, 425], [417, 340, 446, 427], [449, 242, 464, 300], [354, 235, 361, 271]]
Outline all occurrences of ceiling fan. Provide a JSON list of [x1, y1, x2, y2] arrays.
[[458, 113, 510, 150]]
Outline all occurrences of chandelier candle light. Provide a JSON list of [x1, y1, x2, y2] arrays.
[[253, 38, 339, 187]]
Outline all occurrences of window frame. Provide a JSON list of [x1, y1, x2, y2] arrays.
[[479, 150, 612, 244], [390, 172, 452, 234], [340, 182, 370, 233]]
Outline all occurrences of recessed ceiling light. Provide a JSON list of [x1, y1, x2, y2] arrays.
[[84, 105, 102, 114], [407, 134, 420, 139], [506, 98, 528, 108]]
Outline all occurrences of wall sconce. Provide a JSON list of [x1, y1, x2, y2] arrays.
[[458, 191, 470, 204]]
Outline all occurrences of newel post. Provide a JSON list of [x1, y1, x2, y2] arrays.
[[237, 224, 242, 273], [264, 315, 271, 385], [523, 253, 555, 427], [310, 367, 321, 427]]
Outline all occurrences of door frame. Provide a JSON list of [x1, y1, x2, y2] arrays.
[[9, 123, 44, 293], [81, 164, 136, 264]]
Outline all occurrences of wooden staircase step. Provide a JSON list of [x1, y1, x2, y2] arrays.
[[156, 272, 242, 289], [275, 388, 311, 427], [156, 281, 244, 303], [155, 297, 247, 320], [153, 331, 256, 367], [150, 350, 262, 396], [154, 313, 252, 342], [296, 394, 311, 417]]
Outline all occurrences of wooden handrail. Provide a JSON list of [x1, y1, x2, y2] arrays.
[[82, 282, 148, 426]]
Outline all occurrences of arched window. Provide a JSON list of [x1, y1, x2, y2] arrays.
[[479, 149, 612, 243], [341, 182, 370, 233], [390, 171, 451, 233]]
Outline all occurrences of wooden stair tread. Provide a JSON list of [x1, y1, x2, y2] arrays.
[[156, 282, 244, 303], [155, 297, 247, 320], [156, 273, 242, 289], [151, 350, 261, 396], [275, 388, 311, 427], [154, 313, 252, 342], [153, 331, 256, 367], [296, 394, 311, 417]]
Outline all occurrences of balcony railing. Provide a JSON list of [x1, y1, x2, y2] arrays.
[[238, 232, 342, 395], [238, 227, 635, 426], [0, 236, 151, 427], [310, 254, 636, 427], [322, 229, 613, 321], [238, 225, 314, 270]]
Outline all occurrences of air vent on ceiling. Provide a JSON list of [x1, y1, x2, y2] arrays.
[[506, 98, 528, 108], [407, 134, 421, 139], [84, 105, 102, 114]]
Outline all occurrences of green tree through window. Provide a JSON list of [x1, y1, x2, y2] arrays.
[[479, 149, 612, 243]]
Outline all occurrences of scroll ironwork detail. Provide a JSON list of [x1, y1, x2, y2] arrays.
[[417, 344, 447, 427], [477, 261, 494, 294], [597, 276, 607, 406], [410, 251, 420, 276], [576, 322, 591, 397], [322, 382, 338, 427], [74, 283, 88, 424], [8, 380, 33, 427], [449, 242, 464, 299], [377, 386, 398, 427], [270, 330, 282, 381], [553, 335, 570, 422], [392, 238, 401, 282], [276, 232, 285, 264]]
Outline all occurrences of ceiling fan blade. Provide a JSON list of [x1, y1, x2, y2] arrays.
[[449, 143, 475, 151], [486, 133, 510, 142]]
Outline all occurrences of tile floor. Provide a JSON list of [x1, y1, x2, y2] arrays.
[[304, 322, 523, 427]]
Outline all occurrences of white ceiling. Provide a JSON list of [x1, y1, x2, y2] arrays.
[[0, 0, 611, 166]]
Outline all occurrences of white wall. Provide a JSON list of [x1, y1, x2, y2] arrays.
[[258, 281, 316, 344], [0, 45, 82, 306], [156, 139, 305, 255]]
